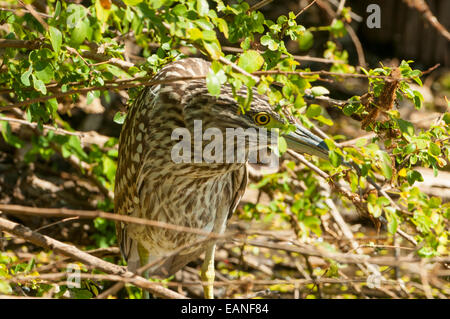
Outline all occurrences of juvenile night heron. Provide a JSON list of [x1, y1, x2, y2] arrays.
[[114, 58, 329, 298]]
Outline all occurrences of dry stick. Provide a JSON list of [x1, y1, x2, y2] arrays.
[[0, 75, 205, 111], [402, 0, 450, 41], [10, 272, 402, 287], [295, 0, 318, 18], [254, 70, 389, 79], [248, 0, 274, 12], [219, 56, 260, 83], [221, 46, 345, 65], [345, 24, 367, 69], [286, 150, 417, 246], [96, 282, 125, 299], [18, 0, 48, 31], [0, 217, 187, 299], [335, 0, 346, 16], [0, 39, 133, 71], [0, 204, 230, 239], [0, 75, 152, 95], [240, 239, 450, 267], [0, 116, 85, 137], [3, 112, 113, 148]]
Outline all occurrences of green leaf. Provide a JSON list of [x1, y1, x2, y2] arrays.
[[206, 69, 226, 97], [314, 115, 333, 126], [278, 136, 287, 154], [378, 151, 392, 180], [238, 50, 264, 73], [367, 202, 382, 218], [387, 214, 398, 235], [306, 104, 321, 118], [202, 30, 216, 41], [123, 0, 143, 5], [0, 121, 25, 148], [113, 111, 127, 124], [216, 18, 229, 39], [102, 156, 116, 182], [203, 41, 221, 60], [442, 113, 450, 125], [406, 170, 423, 185], [404, 143, 416, 155], [413, 90, 423, 109], [429, 142, 441, 156], [330, 19, 346, 38], [187, 28, 203, 41], [49, 26, 62, 54], [32, 75, 47, 94], [298, 30, 314, 51], [21, 65, 32, 86], [54, 1, 61, 18], [329, 150, 342, 167], [70, 19, 89, 46], [197, 0, 209, 16], [396, 119, 414, 136], [311, 86, 330, 96]]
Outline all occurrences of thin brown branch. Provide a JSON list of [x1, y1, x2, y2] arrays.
[[221, 46, 345, 64], [286, 150, 417, 246], [248, 0, 274, 12], [295, 0, 318, 18], [18, 0, 48, 31], [345, 23, 367, 68], [0, 217, 187, 299], [0, 204, 230, 239], [0, 75, 205, 111], [402, 0, 450, 41]]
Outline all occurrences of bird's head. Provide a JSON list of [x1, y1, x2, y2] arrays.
[[180, 81, 330, 162]]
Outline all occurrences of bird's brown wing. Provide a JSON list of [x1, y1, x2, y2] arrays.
[[158, 166, 248, 276], [227, 165, 248, 221]]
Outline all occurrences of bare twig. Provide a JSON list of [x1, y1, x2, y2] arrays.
[[402, 0, 450, 41], [248, 0, 274, 12], [0, 217, 187, 299], [0, 204, 231, 239], [295, 0, 318, 18]]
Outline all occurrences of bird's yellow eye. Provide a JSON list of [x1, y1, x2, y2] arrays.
[[254, 112, 271, 125]]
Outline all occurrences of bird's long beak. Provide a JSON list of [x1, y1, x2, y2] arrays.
[[284, 124, 329, 159]]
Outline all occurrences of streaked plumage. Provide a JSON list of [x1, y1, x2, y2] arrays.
[[114, 58, 329, 297]]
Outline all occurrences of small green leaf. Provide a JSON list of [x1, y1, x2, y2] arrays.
[[329, 150, 342, 167], [387, 214, 398, 235], [368, 202, 382, 218], [396, 119, 414, 136], [278, 136, 287, 154], [49, 26, 62, 54], [123, 0, 143, 5], [406, 170, 423, 185], [311, 86, 330, 96], [21, 65, 32, 86], [306, 104, 322, 118], [378, 151, 392, 180], [197, 0, 209, 16], [238, 50, 264, 73], [70, 20, 89, 46], [54, 1, 61, 18], [113, 111, 127, 124], [203, 41, 221, 60], [298, 30, 314, 51], [404, 143, 416, 155], [32, 75, 47, 94], [429, 142, 441, 156], [187, 28, 203, 41], [413, 90, 423, 109], [442, 113, 450, 125]]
